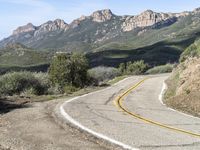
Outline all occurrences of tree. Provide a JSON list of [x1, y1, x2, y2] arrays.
[[48, 53, 89, 90], [70, 53, 89, 87], [126, 60, 148, 75]]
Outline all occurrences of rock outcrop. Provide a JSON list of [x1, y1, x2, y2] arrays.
[[13, 19, 69, 37], [122, 10, 177, 32], [34, 19, 69, 36], [13, 23, 36, 35], [91, 9, 113, 22], [193, 7, 200, 14]]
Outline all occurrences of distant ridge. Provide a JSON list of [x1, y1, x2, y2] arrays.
[[0, 8, 199, 51]]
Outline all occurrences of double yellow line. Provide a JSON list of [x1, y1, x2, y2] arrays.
[[114, 78, 200, 138]]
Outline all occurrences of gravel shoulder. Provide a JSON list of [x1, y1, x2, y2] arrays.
[[0, 98, 113, 150]]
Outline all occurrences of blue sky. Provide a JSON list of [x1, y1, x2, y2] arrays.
[[0, 0, 200, 40]]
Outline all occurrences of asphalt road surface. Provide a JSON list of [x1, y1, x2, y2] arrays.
[[61, 74, 200, 150]]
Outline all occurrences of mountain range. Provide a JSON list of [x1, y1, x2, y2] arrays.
[[1, 8, 199, 50], [1, 8, 200, 72]]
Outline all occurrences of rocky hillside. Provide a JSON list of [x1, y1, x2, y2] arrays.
[[1, 8, 200, 71], [165, 39, 200, 117], [1, 8, 199, 51]]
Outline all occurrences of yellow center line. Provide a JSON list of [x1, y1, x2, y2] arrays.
[[114, 78, 200, 138]]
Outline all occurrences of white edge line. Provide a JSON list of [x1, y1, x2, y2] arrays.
[[159, 81, 200, 120], [59, 77, 139, 150]]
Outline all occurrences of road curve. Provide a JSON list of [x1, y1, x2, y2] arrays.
[[60, 74, 200, 150]]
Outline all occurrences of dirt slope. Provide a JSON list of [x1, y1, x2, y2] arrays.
[[165, 57, 200, 117]]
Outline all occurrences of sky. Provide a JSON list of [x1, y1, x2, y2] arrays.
[[0, 0, 200, 40]]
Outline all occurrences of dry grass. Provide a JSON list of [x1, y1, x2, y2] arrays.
[[164, 72, 180, 100]]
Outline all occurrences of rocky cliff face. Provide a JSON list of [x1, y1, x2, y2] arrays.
[[10, 8, 192, 37], [91, 9, 113, 22], [193, 7, 200, 14], [34, 19, 69, 36], [13, 19, 69, 36], [12, 9, 114, 36], [122, 10, 178, 32], [69, 9, 114, 29], [13, 23, 36, 35]]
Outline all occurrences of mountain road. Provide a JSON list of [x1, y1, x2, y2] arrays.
[[60, 74, 200, 150]]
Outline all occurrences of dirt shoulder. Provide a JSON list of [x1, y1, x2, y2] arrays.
[[0, 97, 113, 150]]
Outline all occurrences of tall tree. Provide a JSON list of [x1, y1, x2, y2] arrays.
[[48, 53, 89, 90]]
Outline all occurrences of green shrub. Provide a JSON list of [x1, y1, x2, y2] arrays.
[[64, 85, 79, 94], [118, 63, 126, 74], [48, 53, 89, 90], [21, 88, 37, 97], [125, 60, 148, 75], [88, 66, 120, 84], [180, 40, 200, 62], [0, 72, 50, 96], [33, 72, 50, 93], [146, 64, 174, 74]]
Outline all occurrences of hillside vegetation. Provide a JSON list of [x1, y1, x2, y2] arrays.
[[0, 43, 51, 65], [146, 64, 174, 74], [0, 44, 51, 74]]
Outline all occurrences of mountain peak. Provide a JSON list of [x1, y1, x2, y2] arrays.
[[122, 9, 175, 32], [53, 19, 69, 29], [93, 9, 112, 14], [194, 7, 200, 13], [142, 9, 155, 14], [91, 9, 113, 22], [33, 19, 69, 36], [13, 23, 36, 35]]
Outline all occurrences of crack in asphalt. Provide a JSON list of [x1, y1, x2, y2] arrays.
[[104, 93, 116, 105], [104, 89, 125, 105]]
